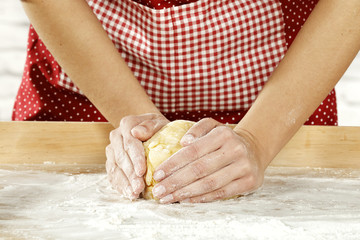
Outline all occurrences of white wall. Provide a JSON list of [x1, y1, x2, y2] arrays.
[[0, 0, 28, 121], [1, 0, 359, 125]]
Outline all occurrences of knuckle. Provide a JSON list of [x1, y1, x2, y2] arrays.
[[198, 117, 218, 131], [105, 145, 112, 155], [119, 117, 128, 127], [202, 178, 217, 192], [214, 188, 227, 200], [246, 174, 258, 189], [163, 160, 177, 174], [120, 115, 134, 128], [105, 155, 116, 174], [203, 117, 216, 124], [185, 144, 201, 159], [212, 126, 231, 140], [220, 127, 233, 139], [201, 117, 214, 124], [123, 138, 137, 154], [241, 161, 252, 174], [110, 127, 122, 141], [109, 129, 117, 141], [176, 191, 191, 200], [105, 153, 113, 166], [233, 143, 246, 156], [190, 160, 207, 179]]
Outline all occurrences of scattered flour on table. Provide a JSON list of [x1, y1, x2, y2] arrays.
[[1, 167, 360, 239]]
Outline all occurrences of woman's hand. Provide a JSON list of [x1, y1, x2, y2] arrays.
[[152, 118, 266, 203], [106, 113, 169, 200]]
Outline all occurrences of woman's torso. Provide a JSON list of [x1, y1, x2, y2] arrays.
[[13, 0, 337, 125]]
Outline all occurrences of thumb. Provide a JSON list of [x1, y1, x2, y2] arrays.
[[180, 118, 222, 146], [131, 118, 168, 141]]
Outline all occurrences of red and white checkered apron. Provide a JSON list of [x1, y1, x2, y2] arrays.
[[60, 0, 287, 113], [13, 0, 338, 125]]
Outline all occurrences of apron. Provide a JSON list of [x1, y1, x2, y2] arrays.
[[59, 0, 287, 113], [13, 0, 338, 125]]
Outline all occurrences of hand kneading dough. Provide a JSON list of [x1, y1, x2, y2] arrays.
[[143, 120, 195, 200]]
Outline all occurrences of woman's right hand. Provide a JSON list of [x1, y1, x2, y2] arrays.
[[106, 113, 169, 200]]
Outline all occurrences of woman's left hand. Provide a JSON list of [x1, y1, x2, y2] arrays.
[[151, 118, 266, 203]]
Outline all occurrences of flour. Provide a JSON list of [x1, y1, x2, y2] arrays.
[[1, 166, 360, 239]]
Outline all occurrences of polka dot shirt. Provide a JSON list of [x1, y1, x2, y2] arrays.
[[12, 0, 337, 125]]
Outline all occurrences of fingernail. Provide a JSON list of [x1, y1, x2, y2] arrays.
[[181, 134, 195, 145], [153, 170, 165, 181], [135, 163, 144, 177], [160, 194, 173, 204], [152, 184, 166, 197]]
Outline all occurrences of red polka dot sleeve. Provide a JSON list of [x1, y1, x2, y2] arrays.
[[13, 0, 337, 126], [12, 28, 107, 122]]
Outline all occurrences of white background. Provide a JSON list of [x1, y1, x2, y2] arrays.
[[1, 0, 359, 125]]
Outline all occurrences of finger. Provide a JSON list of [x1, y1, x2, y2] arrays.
[[181, 176, 257, 203], [160, 161, 247, 204], [113, 135, 145, 196], [119, 113, 162, 142], [153, 125, 233, 182], [116, 153, 145, 197], [131, 117, 169, 141], [152, 146, 233, 200], [112, 167, 137, 200], [106, 145, 139, 199], [118, 114, 168, 176], [180, 118, 222, 146], [118, 117, 147, 177], [105, 145, 116, 176], [119, 113, 160, 129], [121, 130, 147, 177]]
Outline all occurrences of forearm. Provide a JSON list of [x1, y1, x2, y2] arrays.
[[20, 0, 160, 127], [234, 0, 360, 168]]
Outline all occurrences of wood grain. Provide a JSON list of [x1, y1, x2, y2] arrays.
[[0, 121, 113, 164], [272, 126, 360, 168], [0, 121, 359, 168]]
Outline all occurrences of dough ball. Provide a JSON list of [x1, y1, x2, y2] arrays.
[[142, 120, 195, 200]]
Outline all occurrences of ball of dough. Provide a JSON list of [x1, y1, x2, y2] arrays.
[[142, 120, 195, 200]]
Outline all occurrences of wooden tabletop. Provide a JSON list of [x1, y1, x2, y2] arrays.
[[0, 121, 359, 168]]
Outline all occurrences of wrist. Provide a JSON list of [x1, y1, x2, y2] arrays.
[[232, 127, 270, 172]]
